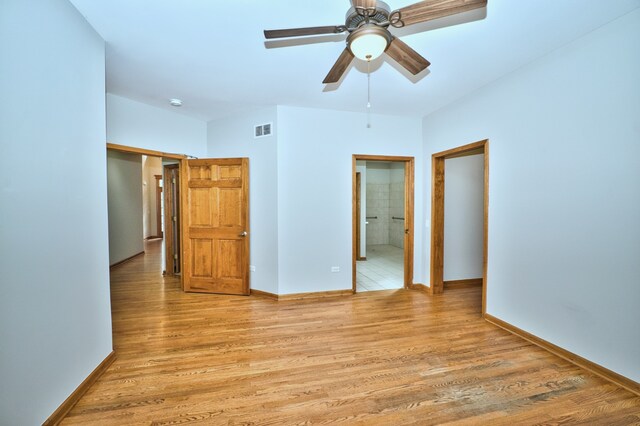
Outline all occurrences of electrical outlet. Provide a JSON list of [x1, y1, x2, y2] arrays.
[[331, 266, 340, 273], [249, 265, 256, 272]]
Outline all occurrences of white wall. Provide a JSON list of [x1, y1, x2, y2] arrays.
[[107, 151, 144, 265], [107, 93, 207, 157], [422, 10, 640, 382], [443, 154, 484, 280], [207, 107, 279, 294], [0, 0, 112, 423], [277, 106, 424, 294]]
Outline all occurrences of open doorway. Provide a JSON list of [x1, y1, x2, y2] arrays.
[[430, 140, 489, 314], [106, 143, 185, 278], [106, 144, 251, 297], [142, 155, 163, 241], [352, 155, 415, 293]]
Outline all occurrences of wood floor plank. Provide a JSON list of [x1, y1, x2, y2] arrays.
[[62, 240, 640, 424]]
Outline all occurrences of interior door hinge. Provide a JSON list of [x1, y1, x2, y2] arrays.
[[174, 254, 179, 260]]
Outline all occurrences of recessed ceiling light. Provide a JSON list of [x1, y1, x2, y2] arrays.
[[169, 98, 183, 107]]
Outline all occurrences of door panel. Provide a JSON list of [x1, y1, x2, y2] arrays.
[[182, 158, 249, 295], [219, 189, 241, 226]]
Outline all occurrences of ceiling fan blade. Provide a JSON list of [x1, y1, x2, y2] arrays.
[[264, 26, 346, 39], [353, 0, 377, 9], [323, 48, 355, 84], [398, 0, 487, 27], [385, 37, 430, 75]]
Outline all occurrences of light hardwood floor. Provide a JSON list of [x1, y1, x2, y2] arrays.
[[63, 240, 640, 425]]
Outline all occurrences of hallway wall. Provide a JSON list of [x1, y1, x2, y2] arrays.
[[107, 150, 143, 265]]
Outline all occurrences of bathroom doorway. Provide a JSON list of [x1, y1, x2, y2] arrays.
[[352, 155, 414, 293]]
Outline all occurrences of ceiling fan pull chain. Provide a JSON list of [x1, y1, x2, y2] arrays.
[[367, 57, 372, 128]]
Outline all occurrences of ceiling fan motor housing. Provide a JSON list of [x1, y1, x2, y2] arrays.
[[345, 1, 391, 29]]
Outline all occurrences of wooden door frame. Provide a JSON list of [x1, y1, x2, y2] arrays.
[[430, 139, 489, 315], [352, 155, 415, 293], [107, 142, 187, 160]]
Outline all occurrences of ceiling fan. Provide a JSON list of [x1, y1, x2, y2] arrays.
[[264, 0, 487, 84]]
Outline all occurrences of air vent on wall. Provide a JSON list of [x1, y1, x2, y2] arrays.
[[254, 123, 273, 138]]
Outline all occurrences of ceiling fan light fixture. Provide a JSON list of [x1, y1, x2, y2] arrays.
[[347, 25, 391, 61]]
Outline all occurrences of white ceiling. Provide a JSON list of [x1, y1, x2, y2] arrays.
[[69, 0, 640, 122]]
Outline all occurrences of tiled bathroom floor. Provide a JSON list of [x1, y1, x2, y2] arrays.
[[356, 245, 404, 292]]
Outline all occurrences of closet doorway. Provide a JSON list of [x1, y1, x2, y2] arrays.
[[430, 139, 489, 314], [352, 155, 414, 293]]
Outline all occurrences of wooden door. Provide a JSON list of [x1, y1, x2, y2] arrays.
[[164, 164, 180, 275], [181, 158, 250, 295]]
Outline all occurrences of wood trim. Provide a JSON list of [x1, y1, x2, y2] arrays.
[[353, 154, 415, 162], [484, 314, 640, 397], [106, 142, 187, 160], [109, 251, 144, 268], [43, 350, 116, 425], [251, 289, 353, 301], [444, 278, 483, 288], [404, 157, 415, 289], [250, 289, 279, 300], [409, 283, 430, 292], [352, 155, 415, 293], [356, 172, 361, 262], [145, 236, 162, 240], [278, 290, 354, 301], [432, 140, 487, 158], [429, 156, 445, 294], [241, 157, 251, 295], [352, 156, 357, 292], [430, 139, 489, 315], [357, 256, 366, 261], [482, 142, 489, 315]]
